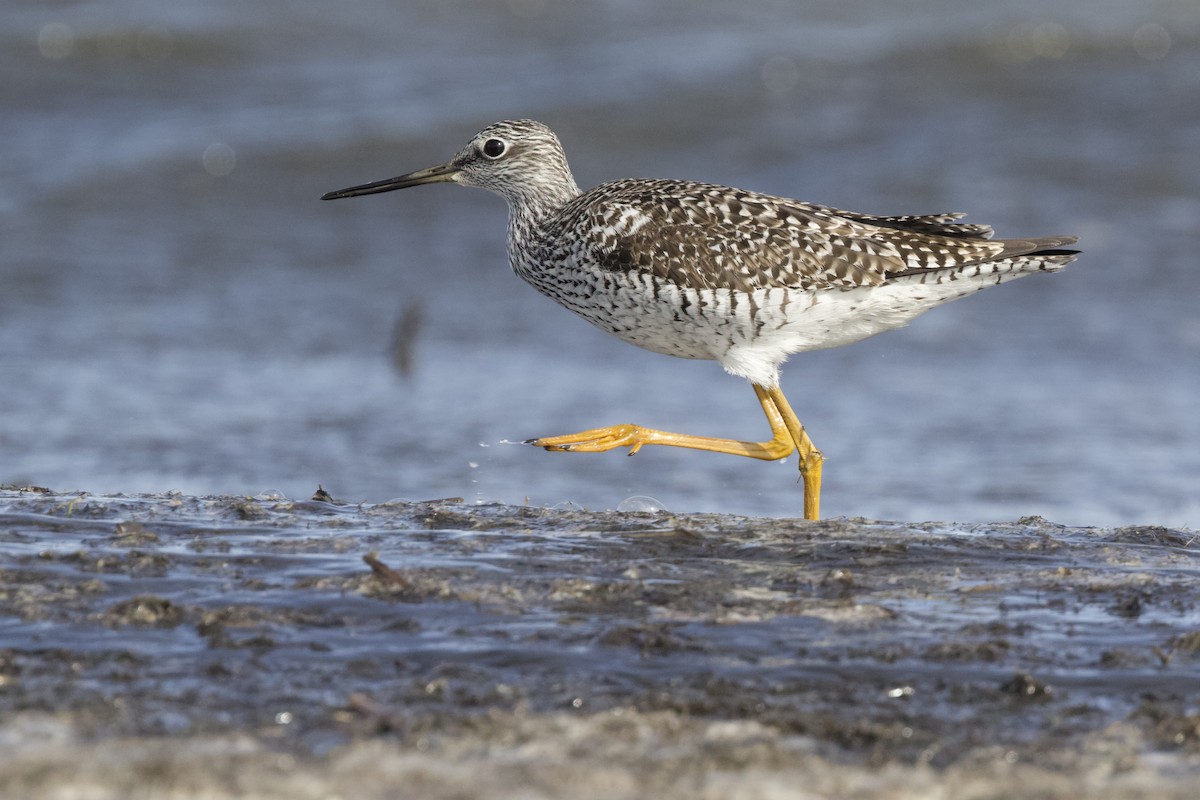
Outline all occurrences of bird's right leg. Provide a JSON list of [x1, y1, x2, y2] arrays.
[[764, 386, 824, 521], [526, 384, 795, 462]]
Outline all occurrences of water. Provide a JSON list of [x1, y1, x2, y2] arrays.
[[1, 490, 1196, 791], [2, 0, 1198, 526]]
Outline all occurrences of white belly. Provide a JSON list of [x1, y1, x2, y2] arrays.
[[518, 262, 1032, 387]]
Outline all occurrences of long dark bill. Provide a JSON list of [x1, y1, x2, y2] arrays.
[[321, 161, 459, 201]]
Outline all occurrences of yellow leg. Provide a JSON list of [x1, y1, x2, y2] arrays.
[[527, 384, 825, 520], [766, 387, 824, 521]]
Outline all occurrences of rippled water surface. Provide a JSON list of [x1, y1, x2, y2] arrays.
[[0, 490, 1196, 796], [2, 0, 1198, 525]]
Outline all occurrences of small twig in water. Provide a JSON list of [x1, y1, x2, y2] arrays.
[[363, 551, 411, 589]]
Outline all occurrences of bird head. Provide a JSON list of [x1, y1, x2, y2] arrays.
[[322, 119, 579, 209]]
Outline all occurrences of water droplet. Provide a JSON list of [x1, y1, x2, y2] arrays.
[[38, 23, 74, 59], [202, 143, 236, 176], [1031, 22, 1070, 59], [1132, 23, 1170, 61], [617, 495, 668, 513]]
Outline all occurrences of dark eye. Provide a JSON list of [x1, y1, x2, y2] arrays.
[[482, 138, 506, 158]]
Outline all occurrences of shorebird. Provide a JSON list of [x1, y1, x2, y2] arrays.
[[322, 119, 1078, 520]]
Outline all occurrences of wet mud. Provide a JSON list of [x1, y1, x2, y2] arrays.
[[0, 486, 1196, 798]]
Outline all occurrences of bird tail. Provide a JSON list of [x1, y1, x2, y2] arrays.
[[1006, 240, 1080, 273]]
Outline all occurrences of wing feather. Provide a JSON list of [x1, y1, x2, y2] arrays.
[[551, 179, 1077, 291]]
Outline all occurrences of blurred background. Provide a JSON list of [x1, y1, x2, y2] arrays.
[[1, 0, 1196, 525]]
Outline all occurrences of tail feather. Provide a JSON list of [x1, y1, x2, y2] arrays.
[[887, 247, 1079, 288], [884, 235, 1079, 281]]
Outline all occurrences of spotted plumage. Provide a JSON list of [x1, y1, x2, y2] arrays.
[[323, 118, 1080, 520]]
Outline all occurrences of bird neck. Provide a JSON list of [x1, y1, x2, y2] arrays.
[[503, 172, 581, 272], [503, 187, 572, 283], [504, 173, 581, 229]]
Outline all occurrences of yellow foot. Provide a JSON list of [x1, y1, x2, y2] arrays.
[[525, 424, 650, 455]]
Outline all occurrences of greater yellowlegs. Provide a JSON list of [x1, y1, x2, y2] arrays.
[[322, 119, 1079, 520]]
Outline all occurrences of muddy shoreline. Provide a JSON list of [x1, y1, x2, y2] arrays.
[[0, 486, 1196, 797]]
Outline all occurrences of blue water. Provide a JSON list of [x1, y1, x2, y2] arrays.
[[2, 0, 1198, 526]]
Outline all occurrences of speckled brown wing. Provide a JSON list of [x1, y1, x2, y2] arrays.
[[591, 218, 884, 292], [563, 179, 1076, 293]]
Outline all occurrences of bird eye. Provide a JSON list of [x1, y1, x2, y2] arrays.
[[482, 138, 506, 158]]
